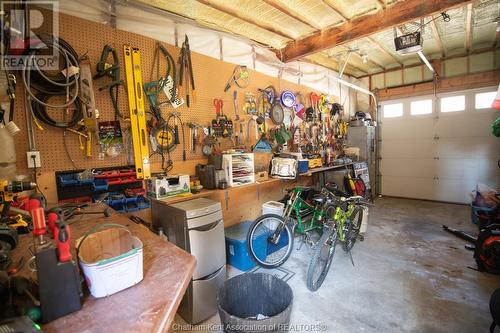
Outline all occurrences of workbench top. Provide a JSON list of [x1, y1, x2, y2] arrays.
[[13, 204, 196, 333]]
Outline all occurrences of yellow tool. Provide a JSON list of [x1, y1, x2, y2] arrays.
[[79, 61, 99, 158], [123, 45, 151, 179]]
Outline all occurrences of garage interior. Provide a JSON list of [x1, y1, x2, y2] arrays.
[[0, 0, 499, 332]]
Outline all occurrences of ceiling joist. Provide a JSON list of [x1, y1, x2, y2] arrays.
[[321, 1, 348, 21], [262, 0, 319, 31], [365, 36, 402, 66], [276, 0, 473, 62], [429, 18, 445, 58], [196, 0, 293, 40], [465, 3, 473, 52]]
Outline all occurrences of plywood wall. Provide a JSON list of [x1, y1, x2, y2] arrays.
[[11, 12, 335, 202]]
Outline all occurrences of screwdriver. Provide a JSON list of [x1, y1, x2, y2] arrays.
[[54, 223, 72, 262], [29, 199, 46, 245]]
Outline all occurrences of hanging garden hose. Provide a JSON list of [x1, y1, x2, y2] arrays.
[[21, 34, 83, 129]]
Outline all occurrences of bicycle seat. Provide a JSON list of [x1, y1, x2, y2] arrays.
[[312, 194, 326, 204]]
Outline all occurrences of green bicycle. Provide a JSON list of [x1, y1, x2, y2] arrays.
[[306, 183, 368, 291], [246, 186, 330, 268]]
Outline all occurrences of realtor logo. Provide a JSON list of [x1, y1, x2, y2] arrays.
[[1, 1, 59, 70]]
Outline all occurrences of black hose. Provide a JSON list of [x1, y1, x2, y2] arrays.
[[31, 93, 83, 128]]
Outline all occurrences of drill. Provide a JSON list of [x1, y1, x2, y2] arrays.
[[0, 180, 36, 249]]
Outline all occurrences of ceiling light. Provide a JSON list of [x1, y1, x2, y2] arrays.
[[417, 51, 435, 73], [362, 55, 368, 63]]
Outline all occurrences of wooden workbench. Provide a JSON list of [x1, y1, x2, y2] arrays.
[[12, 204, 196, 333]]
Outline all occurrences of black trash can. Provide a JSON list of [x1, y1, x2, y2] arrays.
[[217, 273, 293, 333]]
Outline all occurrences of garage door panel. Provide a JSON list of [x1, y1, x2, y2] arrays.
[[477, 159, 500, 185], [435, 158, 479, 181], [382, 176, 436, 200], [435, 137, 499, 158], [381, 158, 435, 178], [380, 119, 435, 140], [380, 139, 435, 159], [435, 111, 500, 137], [429, 178, 477, 203]]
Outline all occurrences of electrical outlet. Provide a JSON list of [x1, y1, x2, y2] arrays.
[[27, 151, 41, 168]]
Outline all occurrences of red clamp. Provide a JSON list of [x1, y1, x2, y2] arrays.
[[54, 223, 72, 262], [30, 207, 46, 237], [47, 212, 59, 236]]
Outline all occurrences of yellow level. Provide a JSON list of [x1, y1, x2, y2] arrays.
[[123, 45, 151, 179]]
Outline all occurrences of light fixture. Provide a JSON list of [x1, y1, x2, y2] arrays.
[[362, 55, 368, 63], [417, 51, 435, 73]]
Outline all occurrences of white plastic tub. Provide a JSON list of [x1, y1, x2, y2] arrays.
[[76, 225, 143, 298], [262, 201, 285, 216]]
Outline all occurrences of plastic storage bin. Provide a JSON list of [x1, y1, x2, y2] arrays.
[[225, 221, 263, 271], [76, 225, 143, 298], [262, 201, 285, 216]]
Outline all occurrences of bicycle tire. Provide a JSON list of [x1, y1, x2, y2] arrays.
[[246, 214, 294, 268], [306, 225, 338, 291], [343, 206, 363, 252]]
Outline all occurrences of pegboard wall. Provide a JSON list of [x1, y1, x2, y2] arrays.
[[13, 12, 335, 184]]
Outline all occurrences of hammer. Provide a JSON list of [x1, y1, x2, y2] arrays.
[[73, 207, 112, 217]]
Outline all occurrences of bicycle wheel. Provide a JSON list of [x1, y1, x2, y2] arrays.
[[247, 214, 294, 268], [306, 225, 338, 291], [343, 206, 363, 252]]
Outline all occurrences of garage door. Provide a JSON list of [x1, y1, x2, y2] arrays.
[[380, 87, 500, 204]]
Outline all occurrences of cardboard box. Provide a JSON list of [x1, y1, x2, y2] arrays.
[[255, 170, 269, 182], [147, 175, 190, 199]]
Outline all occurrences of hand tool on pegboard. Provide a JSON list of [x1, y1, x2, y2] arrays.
[[144, 42, 177, 112], [178, 35, 196, 108], [79, 59, 99, 157], [94, 45, 124, 119], [232, 90, 240, 121], [123, 45, 151, 179], [186, 122, 201, 153]]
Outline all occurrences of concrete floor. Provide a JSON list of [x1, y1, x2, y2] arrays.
[[170, 197, 498, 332]]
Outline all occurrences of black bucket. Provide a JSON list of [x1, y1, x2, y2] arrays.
[[217, 273, 293, 333]]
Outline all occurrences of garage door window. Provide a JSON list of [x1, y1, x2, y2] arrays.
[[383, 103, 403, 118], [475, 91, 496, 109], [410, 99, 432, 115], [440, 95, 465, 112]]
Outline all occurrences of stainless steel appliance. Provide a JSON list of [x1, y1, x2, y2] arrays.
[[346, 126, 376, 194], [151, 198, 226, 324]]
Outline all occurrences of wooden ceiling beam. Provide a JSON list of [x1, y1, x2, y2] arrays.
[[196, 0, 294, 40], [465, 3, 473, 53], [429, 18, 445, 57], [321, 1, 348, 21], [365, 36, 402, 66], [276, 0, 472, 62], [262, 0, 319, 31]]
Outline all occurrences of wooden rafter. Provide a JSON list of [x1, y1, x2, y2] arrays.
[[196, 0, 293, 40], [377, 0, 386, 8], [429, 18, 445, 57], [465, 3, 473, 52], [365, 37, 402, 66], [276, 0, 472, 62], [262, 0, 319, 31], [321, 1, 348, 21]]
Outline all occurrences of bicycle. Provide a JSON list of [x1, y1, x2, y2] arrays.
[[306, 183, 369, 291], [246, 186, 331, 268]]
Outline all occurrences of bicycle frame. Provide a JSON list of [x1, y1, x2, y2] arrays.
[[283, 188, 326, 235], [331, 203, 356, 242]]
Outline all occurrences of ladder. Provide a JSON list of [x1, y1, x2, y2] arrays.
[[123, 45, 150, 179]]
